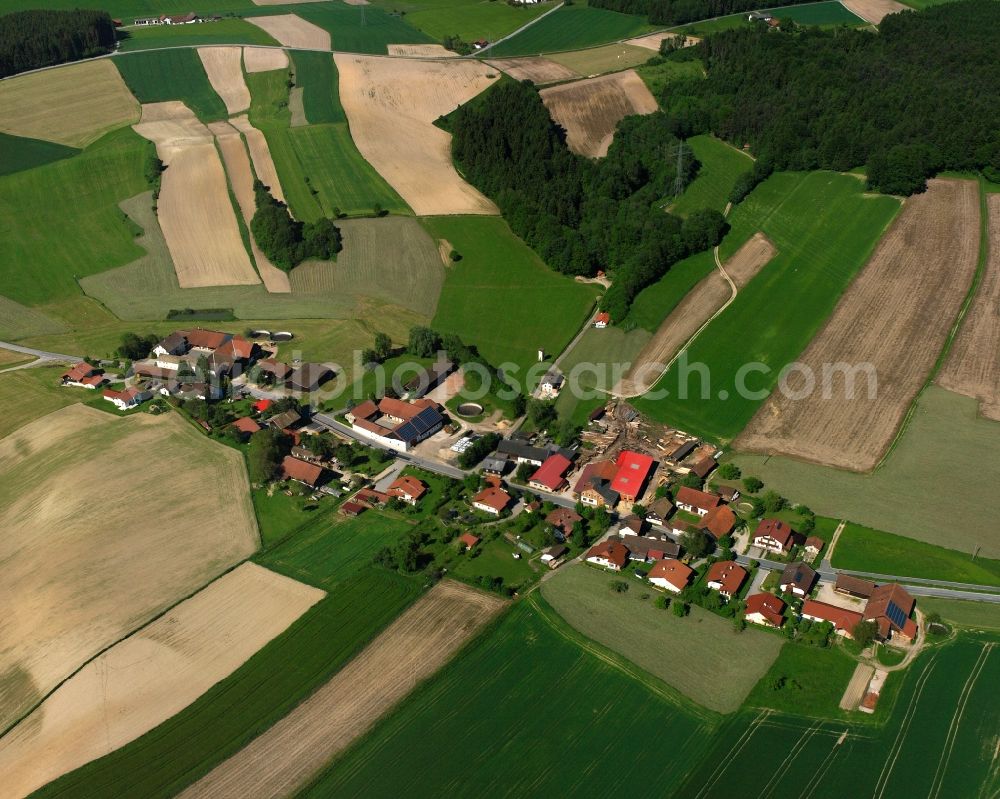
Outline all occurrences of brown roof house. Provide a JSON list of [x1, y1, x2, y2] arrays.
[[648, 559, 694, 593], [546, 507, 582, 539], [675, 487, 722, 517], [779, 561, 818, 597], [752, 519, 801, 554], [282, 455, 325, 488], [585, 539, 629, 572], [706, 561, 748, 599], [700, 505, 737, 540], [745, 592, 786, 628], [388, 475, 427, 506], [864, 584, 918, 641], [472, 486, 512, 516]]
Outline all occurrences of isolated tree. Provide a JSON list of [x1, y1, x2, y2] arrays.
[[852, 620, 879, 649], [681, 529, 712, 560], [742, 476, 764, 494], [718, 463, 741, 480], [246, 428, 290, 484], [762, 489, 787, 514], [408, 326, 442, 358], [374, 331, 392, 361], [526, 398, 558, 430]]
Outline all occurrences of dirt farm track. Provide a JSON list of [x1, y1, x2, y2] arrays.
[[737, 178, 980, 471], [179, 581, 505, 799], [0, 404, 259, 737]]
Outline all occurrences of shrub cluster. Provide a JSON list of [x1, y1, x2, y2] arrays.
[[250, 180, 342, 271]]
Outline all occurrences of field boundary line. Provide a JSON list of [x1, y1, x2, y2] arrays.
[[875, 176, 989, 471], [872, 654, 939, 799], [758, 721, 820, 799], [474, 2, 565, 56], [800, 732, 848, 799], [0, 553, 260, 743], [928, 642, 993, 798], [695, 710, 772, 799]]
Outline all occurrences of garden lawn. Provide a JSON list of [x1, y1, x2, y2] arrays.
[[0, 128, 150, 305], [370, 0, 556, 41], [290, 50, 345, 124], [0, 132, 78, 177], [114, 49, 228, 122], [118, 18, 278, 51], [301, 597, 718, 797], [829, 520, 1000, 586], [635, 171, 900, 442], [487, 4, 653, 56], [34, 569, 421, 799], [743, 640, 859, 719], [256, 508, 416, 590], [450, 535, 538, 590], [252, 488, 333, 549], [426, 216, 598, 378], [541, 562, 783, 713], [669, 134, 753, 217]]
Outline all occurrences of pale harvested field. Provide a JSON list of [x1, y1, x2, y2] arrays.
[[737, 179, 980, 471], [230, 114, 287, 204], [180, 581, 505, 799], [134, 103, 259, 288], [839, 664, 875, 710], [540, 69, 657, 158], [485, 56, 580, 84], [939, 194, 1000, 420], [626, 31, 699, 51], [387, 44, 456, 58], [335, 55, 500, 216], [616, 233, 775, 396], [0, 405, 258, 735], [209, 121, 292, 292], [841, 0, 908, 23], [0, 564, 321, 799], [198, 46, 251, 115], [247, 14, 330, 50], [289, 87, 307, 126], [243, 46, 289, 73], [0, 60, 138, 148]]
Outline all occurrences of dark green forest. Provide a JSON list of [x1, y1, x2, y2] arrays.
[[251, 181, 342, 272], [0, 10, 117, 78], [449, 79, 725, 320], [589, 0, 815, 27], [659, 0, 1000, 193]]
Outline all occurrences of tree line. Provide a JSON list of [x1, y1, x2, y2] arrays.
[[0, 10, 117, 78], [588, 0, 814, 27], [251, 180, 342, 271], [657, 0, 1000, 194], [448, 79, 725, 320]]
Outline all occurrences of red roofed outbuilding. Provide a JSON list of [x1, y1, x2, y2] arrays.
[[282, 455, 325, 487], [801, 599, 864, 637], [611, 450, 655, 504], [529, 453, 572, 492], [675, 486, 722, 516]]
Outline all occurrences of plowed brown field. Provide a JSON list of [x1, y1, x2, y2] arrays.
[[198, 46, 250, 115], [737, 179, 980, 471], [246, 14, 330, 50], [178, 581, 505, 799], [841, 0, 908, 23], [243, 46, 289, 73], [540, 69, 657, 158], [939, 194, 1000, 420], [485, 56, 580, 84]]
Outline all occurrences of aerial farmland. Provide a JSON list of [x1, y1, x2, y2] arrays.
[[1, 0, 999, 796]]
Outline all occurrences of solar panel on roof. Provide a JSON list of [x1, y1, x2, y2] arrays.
[[886, 602, 907, 628]]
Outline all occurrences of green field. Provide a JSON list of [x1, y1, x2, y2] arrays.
[[635, 171, 900, 441], [114, 49, 227, 122], [627, 248, 717, 332], [303, 597, 718, 797], [0, 296, 69, 342], [0, 366, 91, 438], [247, 70, 409, 219], [257, 509, 417, 589], [917, 598, 1000, 630], [290, 3, 434, 53], [0, 0, 258, 14], [830, 520, 1000, 586], [678, 1, 865, 35], [118, 18, 278, 51], [487, 4, 653, 56], [35, 569, 422, 799], [553, 325, 649, 419], [547, 42, 655, 75], [290, 50, 345, 125], [744, 641, 860, 719], [733, 387, 1000, 558], [0, 131, 78, 177], [0, 128, 150, 305], [370, 0, 555, 41], [81, 194, 438, 322], [541, 563, 784, 713], [680, 637, 1000, 798], [669, 134, 754, 217], [426, 216, 598, 377]]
